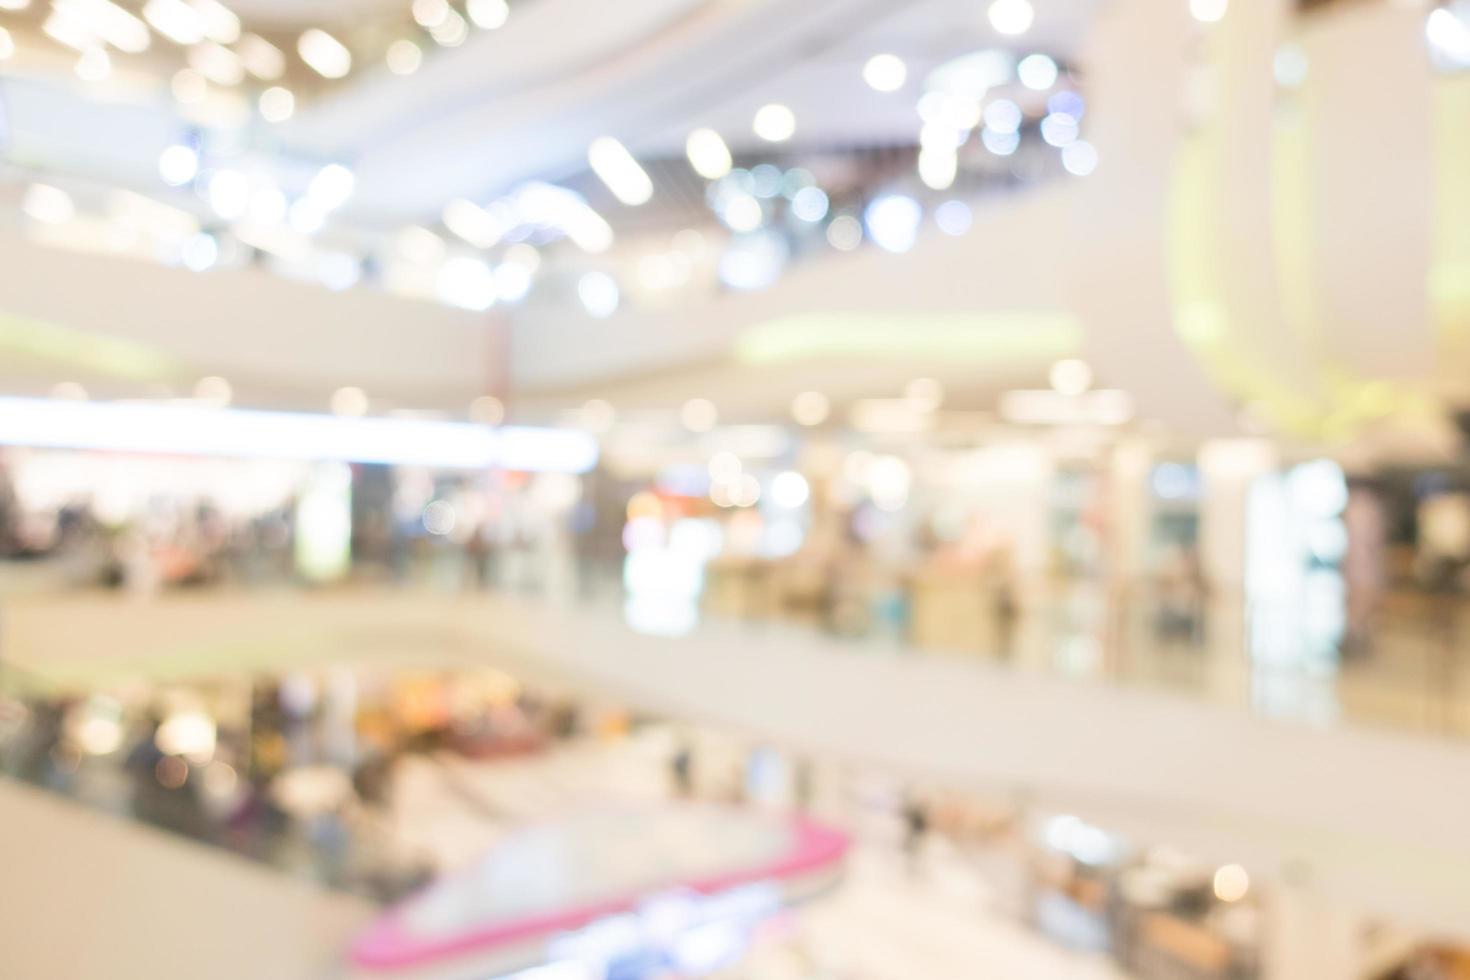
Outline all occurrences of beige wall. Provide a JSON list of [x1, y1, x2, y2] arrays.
[[0, 230, 502, 410], [0, 780, 372, 980]]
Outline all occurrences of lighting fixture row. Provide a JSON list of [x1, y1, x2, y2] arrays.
[[0, 0, 516, 107]]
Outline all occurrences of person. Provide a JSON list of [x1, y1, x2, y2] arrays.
[[13, 699, 68, 789], [669, 741, 694, 798], [1343, 482, 1387, 655], [352, 749, 398, 812], [125, 716, 211, 840], [903, 795, 930, 868]]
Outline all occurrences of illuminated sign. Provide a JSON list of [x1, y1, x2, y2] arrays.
[[502, 883, 780, 980], [0, 397, 598, 473]]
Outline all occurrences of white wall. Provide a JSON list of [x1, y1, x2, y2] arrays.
[[0, 230, 501, 408]]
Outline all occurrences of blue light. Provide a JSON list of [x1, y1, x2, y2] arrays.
[[1047, 90, 1085, 119]]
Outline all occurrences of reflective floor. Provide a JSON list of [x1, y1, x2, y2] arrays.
[[5, 567, 1470, 742], [0, 659, 1138, 979]]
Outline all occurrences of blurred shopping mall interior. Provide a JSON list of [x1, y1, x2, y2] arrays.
[[5, 0, 1470, 977]]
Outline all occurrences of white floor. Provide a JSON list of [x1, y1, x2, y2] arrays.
[[383, 734, 1132, 980]]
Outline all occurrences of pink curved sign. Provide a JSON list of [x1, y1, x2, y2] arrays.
[[351, 807, 849, 974]]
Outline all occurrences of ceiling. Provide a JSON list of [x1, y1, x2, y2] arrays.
[[0, 0, 1101, 223], [292, 0, 1099, 221], [2, 0, 1465, 460]]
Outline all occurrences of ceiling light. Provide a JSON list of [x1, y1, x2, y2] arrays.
[[578, 271, 620, 318], [143, 0, 204, 44], [850, 400, 931, 437], [918, 147, 957, 190], [1273, 44, 1308, 88], [1213, 864, 1249, 903], [927, 48, 1016, 100], [298, 28, 350, 79], [1427, 7, 1470, 68], [504, 242, 541, 273], [171, 67, 207, 102], [467, 0, 509, 29], [708, 451, 741, 483], [412, 0, 448, 26], [0, 0, 30, 9], [685, 128, 732, 180], [513, 182, 613, 253], [307, 163, 354, 211], [190, 0, 239, 43], [158, 144, 199, 185], [386, 38, 422, 74], [934, 199, 972, 235], [987, 0, 1034, 35], [237, 33, 284, 79], [207, 169, 249, 219], [396, 226, 445, 265], [922, 93, 983, 131], [1190, 0, 1227, 23], [54, 0, 150, 53], [75, 46, 111, 81], [1049, 89, 1086, 118], [637, 253, 684, 291], [1049, 358, 1095, 395], [108, 189, 199, 240], [436, 256, 497, 310], [790, 185, 829, 222], [442, 198, 505, 248], [983, 98, 1022, 133], [752, 103, 796, 142], [43, 9, 93, 51], [1017, 53, 1058, 90], [288, 198, 325, 234], [494, 261, 532, 303], [718, 231, 787, 291], [791, 391, 830, 426], [428, 7, 468, 46], [863, 53, 907, 92], [180, 231, 218, 270], [188, 41, 244, 85], [258, 85, 294, 122], [1040, 112, 1079, 146], [826, 214, 862, 250], [981, 127, 1019, 155], [588, 137, 653, 206], [770, 471, 810, 509], [721, 194, 763, 232], [863, 194, 922, 254], [681, 399, 718, 433], [246, 185, 287, 226], [23, 184, 75, 224], [1062, 140, 1099, 176], [921, 121, 964, 150], [751, 163, 783, 198]]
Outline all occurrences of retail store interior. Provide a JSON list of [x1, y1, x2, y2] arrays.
[[4, 0, 1470, 977]]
